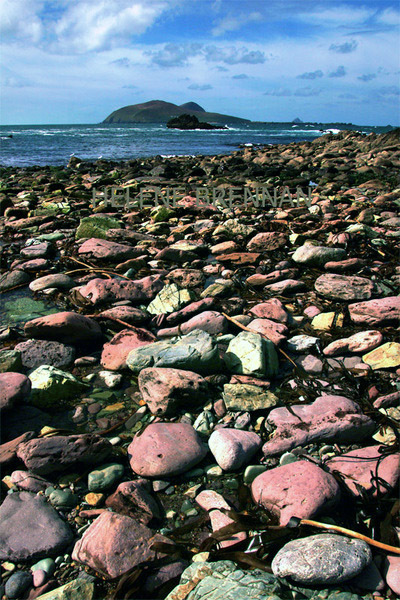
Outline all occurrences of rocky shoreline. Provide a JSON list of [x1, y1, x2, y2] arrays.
[[0, 129, 399, 600]]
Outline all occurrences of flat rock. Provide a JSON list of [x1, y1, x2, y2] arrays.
[[105, 479, 162, 524], [0, 492, 73, 561], [76, 215, 121, 240], [20, 242, 52, 259], [138, 367, 208, 416], [30, 578, 94, 600], [222, 384, 278, 412], [325, 257, 368, 272], [147, 283, 194, 315], [24, 312, 102, 344], [248, 299, 289, 324], [326, 445, 400, 496], [0, 432, 36, 470], [78, 237, 137, 261], [362, 341, 400, 369], [224, 331, 278, 378], [262, 395, 375, 456], [348, 296, 400, 326], [78, 275, 164, 306], [0, 269, 30, 292], [271, 534, 372, 584], [127, 329, 221, 375], [98, 305, 148, 324], [158, 311, 228, 338], [166, 268, 205, 289], [100, 328, 155, 370], [128, 422, 207, 477], [292, 244, 346, 267], [11, 470, 51, 492], [17, 434, 112, 476], [14, 339, 75, 369], [263, 279, 306, 294], [196, 490, 247, 548], [72, 511, 165, 579], [165, 298, 216, 325], [311, 311, 344, 330], [0, 372, 31, 412], [29, 274, 75, 292], [28, 365, 87, 408], [247, 232, 287, 252], [208, 429, 261, 471], [247, 317, 288, 346], [323, 330, 383, 356], [252, 461, 340, 525], [315, 274, 375, 301]]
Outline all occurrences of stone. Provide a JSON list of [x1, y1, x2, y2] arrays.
[[31, 558, 56, 576], [384, 555, 400, 596], [263, 279, 306, 294], [78, 275, 164, 306], [252, 461, 340, 525], [15, 339, 75, 370], [224, 331, 278, 378], [213, 218, 256, 239], [0, 492, 73, 561], [24, 312, 102, 344], [287, 334, 319, 353], [100, 328, 155, 370], [78, 238, 137, 261], [0, 372, 31, 412], [196, 490, 247, 548], [21, 242, 52, 259], [127, 330, 221, 375], [362, 342, 400, 370], [294, 354, 324, 374], [32, 569, 47, 588], [262, 395, 375, 456], [72, 511, 167, 579], [88, 463, 124, 492], [216, 252, 260, 266], [0, 269, 31, 291], [348, 296, 400, 326], [222, 384, 278, 412], [208, 429, 261, 471], [98, 305, 148, 324], [165, 298, 216, 325], [0, 349, 23, 372], [29, 274, 75, 292], [10, 470, 51, 493], [5, 571, 33, 599], [28, 365, 87, 408], [271, 534, 372, 584], [147, 283, 195, 315], [248, 318, 289, 346], [17, 434, 112, 476], [33, 578, 94, 599], [128, 422, 207, 477], [0, 432, 36, 470], [247, 232, 287, 252], [200, 280, 235, 298], [47, 488, 79, 510], [76, 215, 121, 240], [138, 367, 208, 416], [314, 274, 375, 301], [325, 445, 400, 496], [158, 311, 228, 338], [292, 244, 346, 267], [105, 479, 162, 524], [311, 311, 344, 330], [98, 370, 122, 388], [323, 330, 384, 356], [167, 268, 205, 289]]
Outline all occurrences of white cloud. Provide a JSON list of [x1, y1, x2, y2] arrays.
[[0, 0, 43, 43], [212, 11, 263, 37]]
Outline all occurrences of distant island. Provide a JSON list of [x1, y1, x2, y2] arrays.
[[166, 114, 228, 130], [102, 100, 250, 125]]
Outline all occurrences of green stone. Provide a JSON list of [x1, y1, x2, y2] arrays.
[[76, 215, 121, 240], [243, 465, 267, 484], [29, 365, 87, 408], [48, 488, 79, 510], [147, 283, 195, 315], [223, 384, 279, 412], [88, 463, 124, 492], [151, 206, 175, 223], [31, 558, 56, 575], [34, 578, 94, 600], [1, 296, 58, 325], [0, 349, 22, 373]]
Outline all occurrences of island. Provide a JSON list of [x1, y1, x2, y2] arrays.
[[166, 114, 228, 130], [102, 100, 250, 125]]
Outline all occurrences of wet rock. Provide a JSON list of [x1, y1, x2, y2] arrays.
[[200, 280, 235, 298], [362, 341, 400, 369], [252, 461, 340, 525], [262, 395, 375, 456], [128, 422, 207, 477], [0, 432, 36, 469], [88, 463, 124, 492], [325, 445, 400, 496], [78, 237, 138, 261], [127, 329, 221, 375], [158, 311, 228, 338], [0, 269, 30, 291], [0, 372, 31, 412], [47, 487, 79, 510], [323, 330, 383, 356], [222, 384, 278, 412], [138, 367, 208, 415], [24, 312, 102, 344], [100, 328, 156, 370], [271, 534, 371, 584], [29, 274, 75, 292], [0, 492, 73, 561], [29, 578, 94, 599], [208, 429, 261, 471], [98, 305, 148, 324], [315, 274, 375, 301], [292, 244, 346, 267], [4, 571, 33, 599], [21, 242, 52, 259], [15, 339, 75, 369], [78, 275, 164, 306], [72, 511, 166, 579], [0, 349, 23, 372], [17, 434, 112, 476], [166, 268, 205, 289], [28, 365, 87, 408], [10, 470, 51, 492], [76, 215, 121, 240], [105, 479, 162, 524], [196, 490, 247, 548], [224, 331, 278, 378], [147, 283, 195, 315], [348, 296, 400, 326]]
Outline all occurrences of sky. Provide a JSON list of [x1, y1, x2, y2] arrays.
[[1, 0, 399, 125]]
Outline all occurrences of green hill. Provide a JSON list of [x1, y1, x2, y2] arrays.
[[102, 100, 250, 125]]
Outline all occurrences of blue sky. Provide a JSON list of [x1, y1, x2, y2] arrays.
[[1, 0, 399, 125]]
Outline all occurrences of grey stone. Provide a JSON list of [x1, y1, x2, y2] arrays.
[[29, 274, 75, 292], [224, 331, 278, 378], [0, 269, 30, 292], [88, 463, 124, 492], [223, 384, 279, 412], [4, 571, 32, 599], [292, 244, 346, 267], [271, 534, 372, 584], [0, 492, 73, 561], [15, 339, 75, 370]]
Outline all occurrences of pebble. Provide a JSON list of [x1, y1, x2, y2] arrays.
[[88, 463, 124, 492], [4, 570, 33, 599]]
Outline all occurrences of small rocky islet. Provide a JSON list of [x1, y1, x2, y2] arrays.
[[0, 128, 399, 600]]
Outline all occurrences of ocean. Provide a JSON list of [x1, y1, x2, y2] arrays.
[[0, 122, 393, 168]]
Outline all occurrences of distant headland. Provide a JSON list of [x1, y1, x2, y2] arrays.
[[102, 100, 250, 125]]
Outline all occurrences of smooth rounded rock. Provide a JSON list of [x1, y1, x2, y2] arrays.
[[24, 311, 102, 344], [29, 274, 75, 292], [128, 422, 207, 477], [271, 534, 372, 584], [208, 429, 261, 471], [4, 570, 33, 599], [88, 463, 124, 492], [0, 372, 31, 412], [32, 568, 47, 587]]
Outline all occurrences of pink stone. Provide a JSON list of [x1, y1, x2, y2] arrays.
[[10, 470, 51, 492], [216, 252, 260, 265], [247, 318, 288, 346], [208, 429, 261, 471], [245, 274, 270, 287], [304, 305, 321, 318], [78, 238, 138, 261], [32, 569, 47, 588], [101, 328, 155, 370], [166, 268, 205, 288], [196, 490, 246, 548], [251, 460, 340, 525], [348, 296, 400, 326], [247, 232, 287, 252], [158, 311, 228, 338], [0, 373, 31, 411], [128, 423, 207, 477], [105, 479, 162, 524], [315, 274, 375, 301], [325, 258, 367, 272], [165, 298, 216, 325], [323, 330, 383, 356], [98, 306, 148, 324], [78, 275, 164, 306], [248, 299, 289, 324], [264, 279, 306, 294], [325, 446, 400, 497], [229, 375, 270, 388], [384, 555, 400, 596], [24, 312, 102, 344], [210, 241, 239, 255]]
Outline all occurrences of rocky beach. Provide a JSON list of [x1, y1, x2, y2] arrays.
[[0, 128, 399, 600]]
